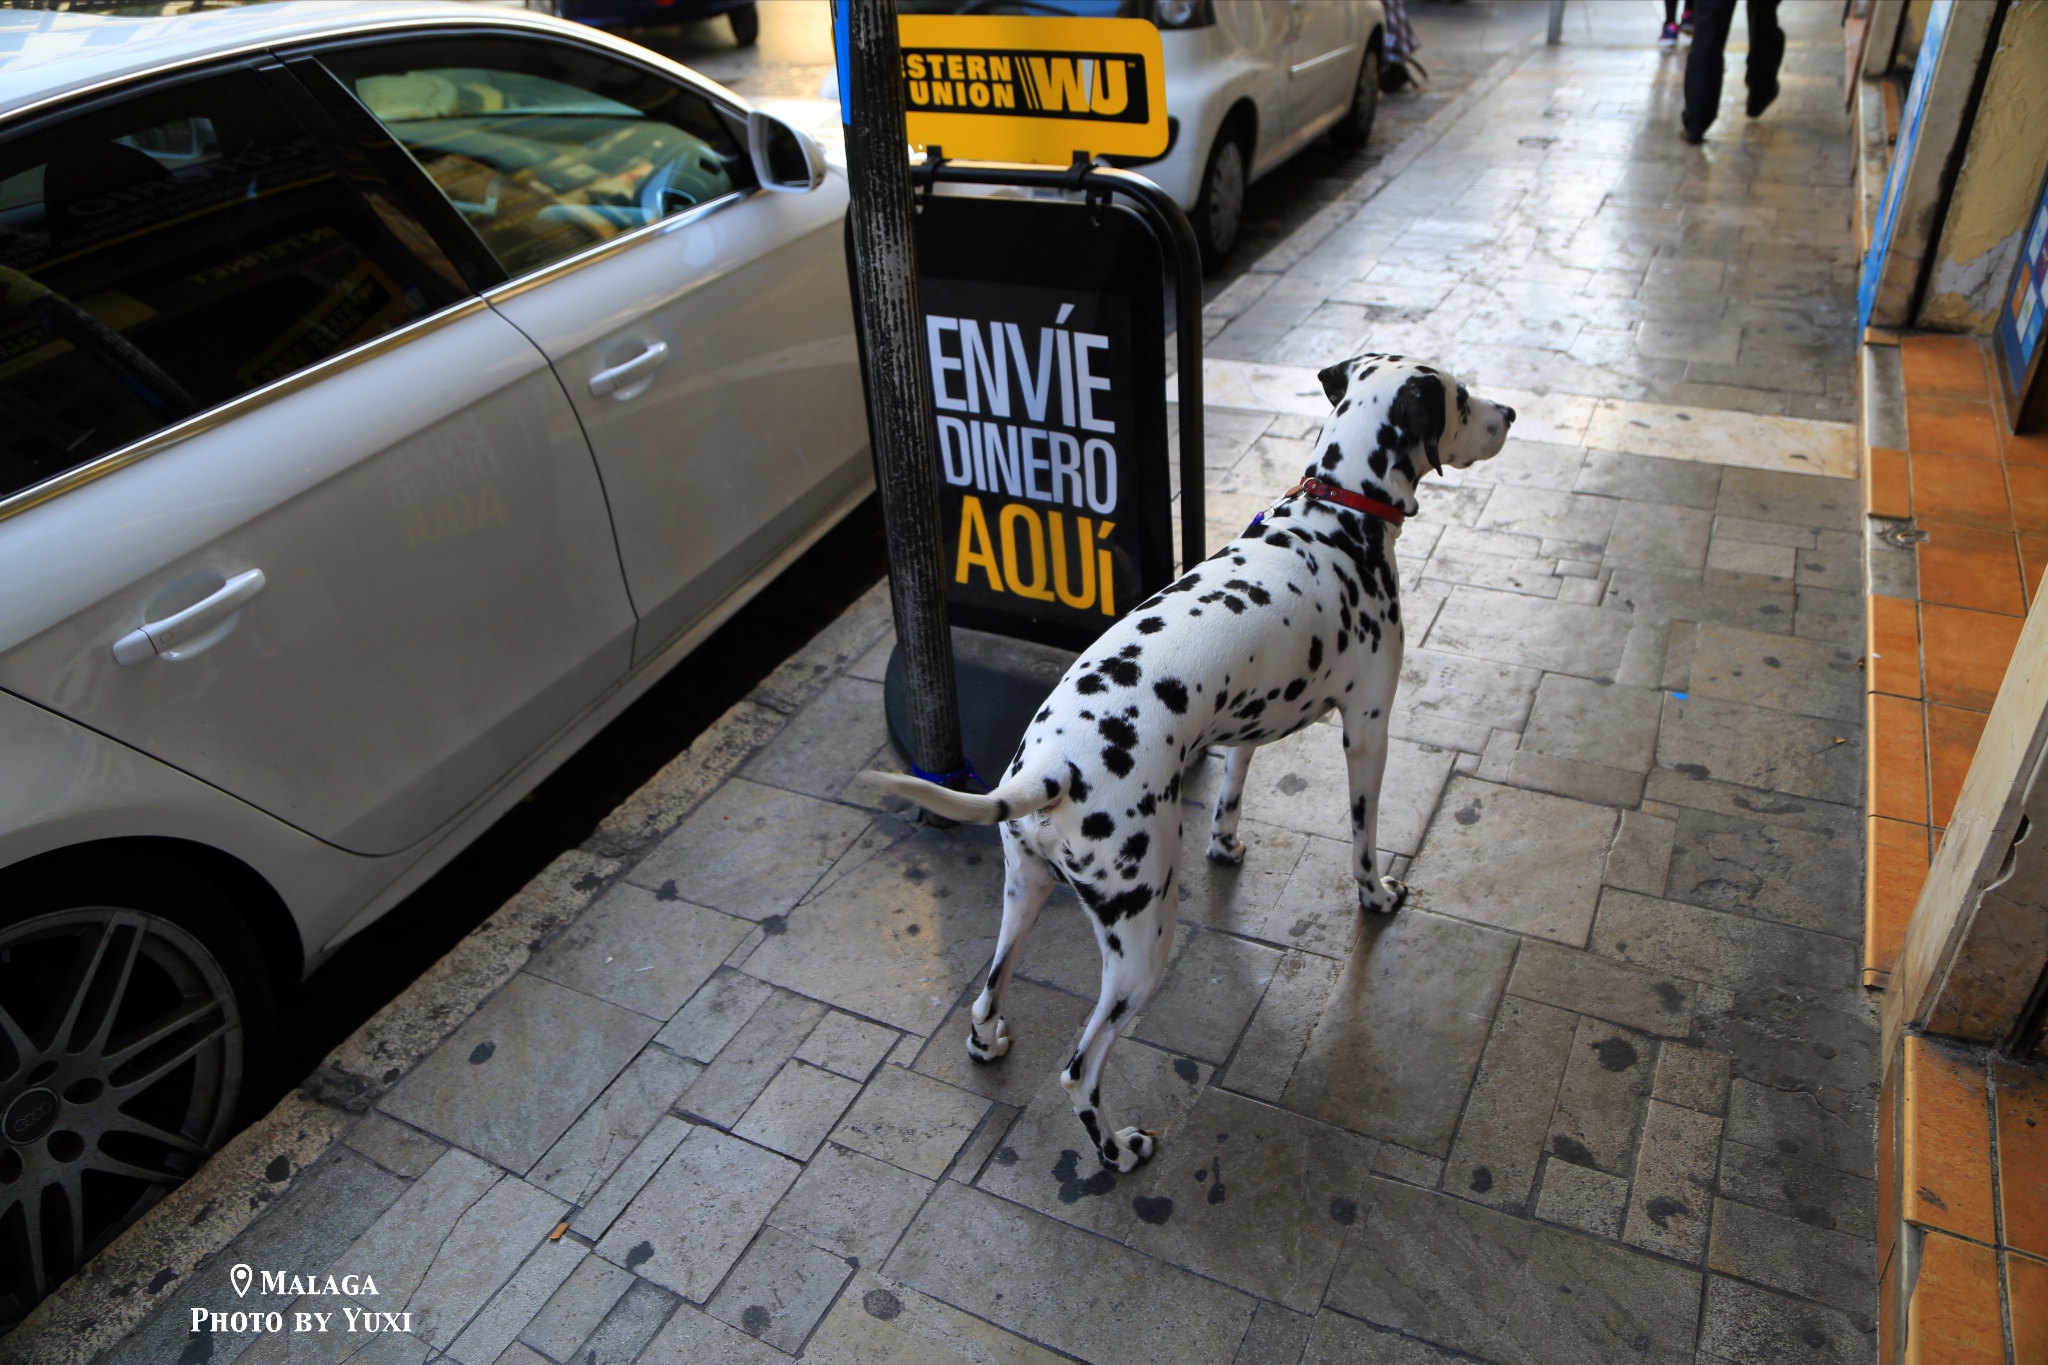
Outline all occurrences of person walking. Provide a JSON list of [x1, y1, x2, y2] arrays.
[[1657, 1, 1693, 47], [1682, 0, 1783, 142]]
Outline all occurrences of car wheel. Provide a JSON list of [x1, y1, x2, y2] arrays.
[[1193, 130, 1247, 272], [0, 860, 274, 1326], [1330, 47, 1381, 149], [729, 3, 760, 46]]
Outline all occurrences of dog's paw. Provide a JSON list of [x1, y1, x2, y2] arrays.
[[1105, 1127, 1156, 1172], [1359, 876, 1408, 915], [1206, 834, 1246, 865], [966, 1016, 1011, 1063]]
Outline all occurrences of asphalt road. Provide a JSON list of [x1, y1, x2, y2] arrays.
[[268, 0, 1545, 1110]]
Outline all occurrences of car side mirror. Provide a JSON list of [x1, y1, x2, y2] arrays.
[[748, 110, 826, 193]]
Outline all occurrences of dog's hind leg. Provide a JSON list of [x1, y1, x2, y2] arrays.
[[1062, 842, 1179, 1172], [1341, 689, 1407, 915], [968, 833, 1057, 1063], [1205, 744, 1256, 864]]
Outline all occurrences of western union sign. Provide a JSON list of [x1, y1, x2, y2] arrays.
[[897, 15, 1169, 165]]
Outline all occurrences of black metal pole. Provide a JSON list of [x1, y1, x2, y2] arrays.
[[842, 0, 966, 783]]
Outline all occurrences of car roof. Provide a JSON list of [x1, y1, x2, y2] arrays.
[[0, 1, 738, 123]]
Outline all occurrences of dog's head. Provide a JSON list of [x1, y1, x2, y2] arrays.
[[1309, 355, 1516, 510]]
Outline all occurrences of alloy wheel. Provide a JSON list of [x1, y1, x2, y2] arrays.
[[0, 908, 242, 1325], [1204, 138, 1246, 261]]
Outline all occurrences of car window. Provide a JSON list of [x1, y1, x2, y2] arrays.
[[0, 68, 455, 502], [319, 37, 754, 279]]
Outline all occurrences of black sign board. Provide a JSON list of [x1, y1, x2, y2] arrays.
[[912, 194, 1173, 651]]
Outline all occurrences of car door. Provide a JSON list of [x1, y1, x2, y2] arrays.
[[314, 32, 869, 664], [0, 61, 636, 856], [1282, 0, 1360, 139]]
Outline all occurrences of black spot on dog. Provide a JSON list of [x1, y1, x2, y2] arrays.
[[1067, 764, 1091, 803], [1592, 1037, 1639, 1072], [1118, 832, 1150, 864], [1099, 716, 1138, 750], [1352, 795, 1366, 828], [1225, 579, 1272, 606], [1101, 747, 1135, 778], [1104, 657, 1141, 687], [1075, 672, 1104, 695], [1105, 932, 1122, 954], [1081, 812, 1116, 840], [1153, 678, 1189, 714], [1307, 636, 1324, 671], [1135, 791, 1158, 817], [1137, 615, 1165, 634], [1284, 678, 1307, 701], [1044, 777, 1062, 800], [1321, 446, 1343, 470], [1221, 594, 1247, 614], [1035, 706, 1052, 723], [1132, 1195, 1174, 1225]]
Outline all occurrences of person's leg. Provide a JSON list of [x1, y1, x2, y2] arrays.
[[1660, 0, 1680, 46], [1683, 0, 1739, 139], [1663, 0, 1678, 22], [1746, 0, 1785, 115]]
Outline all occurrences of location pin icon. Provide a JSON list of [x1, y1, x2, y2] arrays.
[[231, 1264, 252, 1298]]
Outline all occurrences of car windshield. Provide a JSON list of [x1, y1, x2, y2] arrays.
[[323, 37, 752, 277]]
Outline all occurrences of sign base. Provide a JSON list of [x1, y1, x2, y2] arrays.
[[883, 626, 1075, 792]]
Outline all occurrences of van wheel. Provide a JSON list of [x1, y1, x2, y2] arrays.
[[729, 3, 760, 46], [1193, 130, 1247, 272], [1330, 47, 1381, 148], [0, 860, 274, 1326]]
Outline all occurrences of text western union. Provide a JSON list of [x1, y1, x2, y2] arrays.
[[901, 51, 1142, 120]]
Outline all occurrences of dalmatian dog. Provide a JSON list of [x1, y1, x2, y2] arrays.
[[867, 355, 1515, 1172]]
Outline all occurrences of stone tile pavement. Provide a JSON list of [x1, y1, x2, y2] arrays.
[[20, 7, 1880, 1364]]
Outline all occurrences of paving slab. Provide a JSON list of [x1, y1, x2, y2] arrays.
[[678, 987, 828, 1127], [797, 1009, 901, 1082], [1325, 1177, 1702, 1365], [1686, 624, 1863, 723], [1407, 778, 1617, 945], [655, 966, 773, 1062], [1444, 996, 1577, 1214], [1593, 888, 1859, 995], [1224, 949, 1345, 1102], [1426, 585, 1634, 679], [915, 974, 1094, 1108], [573, 1278, 679, 1365], [1706, 1197, 1874, 1314], [805, 1268, 1068, 1365], [831, 1062, 991, 1180], [1234, 725, 1456, 856], [1124, 1089, 1375, 1312], [379, 973, 658, 1174], [1696, 1275, 1874, 1365], [1133, 928, 1284, 1063], [886, 1182, 1257, 1365], [732, 1059, 864, 1161], [1282, 910, 1517, 1156], [1520, 674, 1665, 773], [594, 1126, 800, 1302], [526, 882, 750, 1021], [705, 1224, 856, 1353], [1663, 804, 1862, 938], [1550, 1015, 1653, 1175], [625, 778, 872, 921], [746, 823, 1003, 1035], [768, 1141, 935, 1268], [518, 1255, 635, 1363]]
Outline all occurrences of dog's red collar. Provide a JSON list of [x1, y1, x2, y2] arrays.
[[1286, 477, 1406, 526]]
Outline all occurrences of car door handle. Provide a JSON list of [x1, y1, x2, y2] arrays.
[[112, 568, 266, 666], [588, 341, 670, 398]]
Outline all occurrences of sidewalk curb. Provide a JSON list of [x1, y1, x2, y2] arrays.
[[9, 583, 893, 1362]]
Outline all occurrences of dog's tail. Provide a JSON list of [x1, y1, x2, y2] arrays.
[[861, 766, 1063, 825]]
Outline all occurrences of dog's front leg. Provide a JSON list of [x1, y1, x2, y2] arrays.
[[1205, 744, 1255, 864], [968, 835, 1056, 1063], [1340, 706, 1408, 915]]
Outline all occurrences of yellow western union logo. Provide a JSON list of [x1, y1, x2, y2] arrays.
[[904, 51, 1138, 119], [898, 15, 1168, 164]]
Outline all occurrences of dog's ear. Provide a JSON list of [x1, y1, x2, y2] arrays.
[[1389, 373, 1448, 473], [1317, 360, 1354, 406]]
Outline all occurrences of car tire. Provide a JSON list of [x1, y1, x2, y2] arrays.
[[1330, 47, 1381, 149], [1192, 128, 1247, 273], [0, 854, 277, 1326], [729, 3, 760, 46]]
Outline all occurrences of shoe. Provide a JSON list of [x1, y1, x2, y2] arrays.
[[1658, 21, 1679, 46], [1746, 82, 1779, 117], [1679, 7, 1694, 33], [1681, 125, 1706, 144]]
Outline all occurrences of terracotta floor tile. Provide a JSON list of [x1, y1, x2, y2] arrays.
[[1868, 446, 1912, 519], [1880, 1242, 1897, 1365], [1870, 692, 1929, 825], [1902, 1035, 1997, 1243], [1868, 594, 1921, 699], [1918, 525, 2027, 616], [1921, 604, 2023, 711], [2009, 1253, 2048, 1365], [1994, 1060, 2048, 1261], [2006, 464, 2048, 535], [1913, 452, 2014, 532], [1880, 1064, 1899, 1268], [1866, 816, 1929, 981], [2022, 534, 2048, 609], [2002, 424, 2048, 469], [1901, 333, 1990, 398], [1909, 395, 2003, 460], [1905, 1231, 2004, 1365], [1928, 704, 1990, 828]]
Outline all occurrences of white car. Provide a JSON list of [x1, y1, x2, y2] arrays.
[[0, 0, 865, 1316], [901, 0, 1389, 267]]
